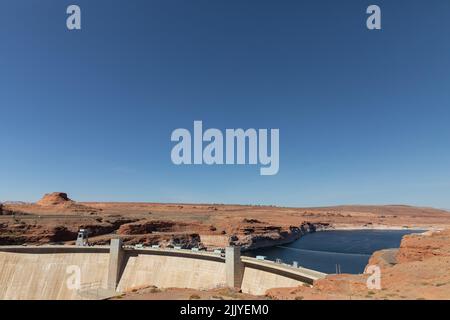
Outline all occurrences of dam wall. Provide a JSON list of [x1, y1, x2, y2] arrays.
[[240, 257, 325, 295], [0, 250, 110, 300], [0, 244, 326, 299], [117, 254, 227, 292], [241, 268, 303, 295]]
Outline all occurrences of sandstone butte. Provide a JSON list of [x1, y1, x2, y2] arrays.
[[1, 192, 450, 299]]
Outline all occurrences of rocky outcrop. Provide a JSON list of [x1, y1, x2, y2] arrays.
[[395, 231, 450, 263], [117, 220, 216, 235], [34, 192, 99, 214], [118, 220, 180, 235], [0, 203, 17, 216], [48, 226, 78, 242], [78, 219, 137, 238], [0, 218, 137, 245], [37, 192, 73, 206], [230, 222, 331, 250], [368, 249, 398, 269], [88, 233, 202, 249]]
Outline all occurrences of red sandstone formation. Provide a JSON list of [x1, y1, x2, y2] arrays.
[[0, 203, 18, 216], [395, 230, 450, 263], [117, 220, 216, 235], [21, 192, 101, 215], [37, 192, 73, 206]]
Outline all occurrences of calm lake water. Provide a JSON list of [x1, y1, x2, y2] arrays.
[[244, 229, 424, 274]]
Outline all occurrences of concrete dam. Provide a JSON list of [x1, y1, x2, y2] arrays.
[[0, 240, 326, 300]]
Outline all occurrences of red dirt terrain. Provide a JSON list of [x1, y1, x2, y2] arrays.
[[1, 192, 450, 250], [111, 287, 264, 300]]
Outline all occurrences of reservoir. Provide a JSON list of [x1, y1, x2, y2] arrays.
[[245, 229, 423, 274]]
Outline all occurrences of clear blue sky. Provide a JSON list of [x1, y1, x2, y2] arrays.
[[1, 0, 450, 208]]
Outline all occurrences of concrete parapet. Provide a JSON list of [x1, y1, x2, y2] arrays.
[[0, 245, 109, 254], [225, 246, 244, 289], [241, 256, 326, 284], [107, 238, 124, 291]]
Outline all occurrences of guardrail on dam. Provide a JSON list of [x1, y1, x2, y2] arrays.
[[0, 240, 326, 300]]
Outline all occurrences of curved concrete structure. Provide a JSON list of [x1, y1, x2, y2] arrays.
[[0, 244, 326, 299], [241, 257, 325, 295], [117, 253, 227, 292], [0, 250, 110, 300]]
